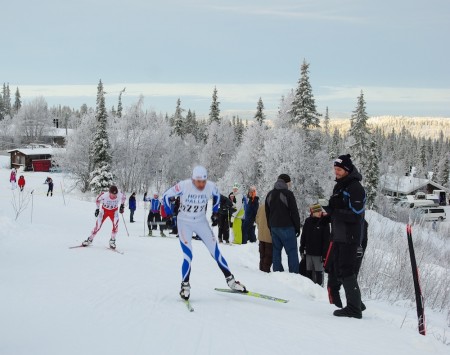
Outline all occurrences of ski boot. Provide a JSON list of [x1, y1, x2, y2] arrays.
[[109, 239, 116, 249], [82, 238, 93, 247], [180, 281, 191, 300], [226, 274, 247, 292]]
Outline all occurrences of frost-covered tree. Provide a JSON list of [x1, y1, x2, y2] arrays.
[[185, 109, 200, 140], [209, 86, 220, 124], [200, 121, 236, 181], [89, 80, 114, 193], [219, 123, 268, 192], [15, 97, 54, 143], [232, 115, 245, 144], [437, 154, 449, 187], [275, 92, 294, 128], [290, 60, 321, 130], [348, 90, 371, 174], [254, 97, 265, 125], [365, 139, 380, 209], [55, 111, 96, 192]]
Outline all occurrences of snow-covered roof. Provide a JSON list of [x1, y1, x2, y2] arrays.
[[7, 146, 65, 156], [380, 174, 447, 194]]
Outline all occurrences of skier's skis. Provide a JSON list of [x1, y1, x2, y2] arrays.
[[184, 299, 194, 312], [69, 245, 85, 249], [406, 224, 426, 336], [106, 247, 124, 255], [214, 288, 288, 303]]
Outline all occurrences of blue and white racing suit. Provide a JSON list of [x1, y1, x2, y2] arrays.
[[163, 179, 232, 282]]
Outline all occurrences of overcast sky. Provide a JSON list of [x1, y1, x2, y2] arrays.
[[2, 0, 449, 119]]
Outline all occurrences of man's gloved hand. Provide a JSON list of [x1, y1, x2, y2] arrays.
[[356, 246, 364, 258], [95, 208, 99, 217], [295, 230, 300, 238], [211, 212, 219, 227], [301, 253, 305, 260], [119, 204, 125, 214]]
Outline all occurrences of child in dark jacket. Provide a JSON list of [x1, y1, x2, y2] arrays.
[[300, 204, 330, 286]]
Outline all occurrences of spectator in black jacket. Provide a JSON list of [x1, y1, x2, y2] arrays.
[[300, 204, 330, 286], [325, 154, 366, 319], [242, 186, 259, 244], [218, 194, 235, 243], [265, 174, 301, 273]]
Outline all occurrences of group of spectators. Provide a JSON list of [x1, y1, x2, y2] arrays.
[[254, 154, 368, 319]]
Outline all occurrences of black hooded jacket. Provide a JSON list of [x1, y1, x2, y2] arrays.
[[327, 168, 366, 244], [265, 179, 301, 233], [300, 216, 330, 257]]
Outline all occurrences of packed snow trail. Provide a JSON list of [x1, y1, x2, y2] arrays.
[[0, 170, 448, 355]]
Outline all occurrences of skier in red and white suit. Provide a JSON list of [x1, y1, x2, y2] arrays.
[[82, 185, 126, 249]]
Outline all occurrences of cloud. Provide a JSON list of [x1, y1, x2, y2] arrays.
[[318, 86, 450, 103]]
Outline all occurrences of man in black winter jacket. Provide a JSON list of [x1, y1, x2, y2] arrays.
[[325, 154, 366, 319], [218, 194, 235, 243], [265, 174, 301, 273]]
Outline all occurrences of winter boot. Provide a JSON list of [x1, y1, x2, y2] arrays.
[[333, 275, 362, 319], [109, 239, 116, 249], [82, 238, 93, 247], [148, 230, 153, 237], [226, 274, 247, 292], [160, 230, 166, 237], [180, 281, 191, 300]]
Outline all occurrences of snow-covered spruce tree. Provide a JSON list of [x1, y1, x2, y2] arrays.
[[89, 80, 114, 193], [438, 154, 449, 187], [275, 91, 294, 129], [289, 59, 321, 130], [209, 86, 220, 124], [116, 87, 125, 119], [254, 97, 265, 125], [365, 139, 380, 209], [173, 98, 185, 138], [323, 106, 330, 135], [2, 83, 11, 118], [348, 90, 371, 175]]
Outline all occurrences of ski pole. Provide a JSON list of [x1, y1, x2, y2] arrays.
[[30, 190, 34, 223], [121, 214, 130, 237], [60, 182, 66, 206]]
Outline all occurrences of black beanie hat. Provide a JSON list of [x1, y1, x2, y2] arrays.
[[334, 154, 354, 172], [278, 174, 291, 183]]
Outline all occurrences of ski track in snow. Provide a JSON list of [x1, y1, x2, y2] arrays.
[[0, 169, 448, 355]]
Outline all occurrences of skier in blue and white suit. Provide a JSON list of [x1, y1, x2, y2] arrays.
[[163, 166, 247, 300]]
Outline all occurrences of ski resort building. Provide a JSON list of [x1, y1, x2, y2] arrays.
[[8, 145, 64, 172], [380, 173, 448, 205]]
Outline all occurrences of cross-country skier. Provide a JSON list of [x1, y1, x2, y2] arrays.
[[162, 166, 246, 300], [45, 177, 54, 196], [82, 185, 126, 249]]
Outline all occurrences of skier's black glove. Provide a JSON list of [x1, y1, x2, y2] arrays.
[[211, 212, 219, 227], [119, 204, 124, 214], [295, 231, 300, 238], [356, 246, 364, 258], [95, 208, 99, 217]]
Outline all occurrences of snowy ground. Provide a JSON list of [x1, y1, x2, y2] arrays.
[[0, 168, 449, 355]]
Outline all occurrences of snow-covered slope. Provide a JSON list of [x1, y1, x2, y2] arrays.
[[0, 169, 448, 355]]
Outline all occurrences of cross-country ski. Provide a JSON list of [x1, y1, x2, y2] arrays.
[[214, 288, 289, 303]]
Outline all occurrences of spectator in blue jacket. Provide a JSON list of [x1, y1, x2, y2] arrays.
[[129, 192, 136, 223]]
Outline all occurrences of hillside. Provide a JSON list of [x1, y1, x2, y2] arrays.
[[0, 169, 448, 355], [328, 116, 450, 139]]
